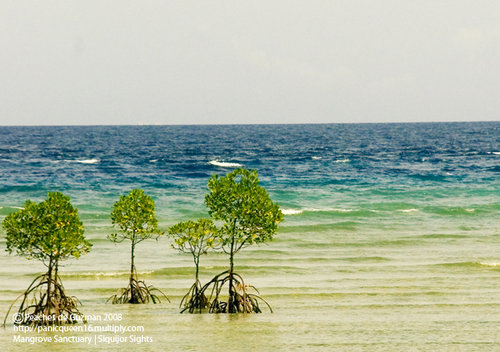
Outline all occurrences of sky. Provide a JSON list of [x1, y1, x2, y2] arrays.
[[1, 1, 499, 125]]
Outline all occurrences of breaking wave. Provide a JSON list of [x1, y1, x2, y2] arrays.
[[208, 160, 243, 168]]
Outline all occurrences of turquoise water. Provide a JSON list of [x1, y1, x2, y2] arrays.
[[0, 123, 499, 351]]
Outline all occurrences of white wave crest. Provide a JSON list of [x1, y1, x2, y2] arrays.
[[334, 159, 350, 163], [312, 156, 322, 160], [399, 209, 419, 213], [282, 209, 303, 215], [307, 207, 355, 212], [479, 262, 499, 267], [327, 208, 354, 212], [67, 158, 100, 164], [493, 152, 500, 155], [281, 207, 354, 215], [208, 160, 242, 168]]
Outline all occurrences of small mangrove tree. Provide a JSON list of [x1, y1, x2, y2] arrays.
[[2, 192, 92, 326], [108, 189, 167, 304], [168, 218, 218, 313]]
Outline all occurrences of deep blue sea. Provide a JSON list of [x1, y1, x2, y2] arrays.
[[0, 122, 499, 351]]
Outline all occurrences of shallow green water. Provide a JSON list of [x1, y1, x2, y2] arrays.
[[1, 212, 499, 351]]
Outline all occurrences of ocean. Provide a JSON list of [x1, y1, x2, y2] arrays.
[[0, 122, 499, 351]]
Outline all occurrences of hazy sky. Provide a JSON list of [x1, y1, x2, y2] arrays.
[[1, 1, 499, 125]]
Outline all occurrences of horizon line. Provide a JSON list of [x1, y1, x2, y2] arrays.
[[0, 120, 498, 127]]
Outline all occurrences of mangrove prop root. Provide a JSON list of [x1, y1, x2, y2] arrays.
[[198, 270, 272, 314], [107, 270, 169, 304], [3, 274, 86, 327], [180, 280, 209, 314]]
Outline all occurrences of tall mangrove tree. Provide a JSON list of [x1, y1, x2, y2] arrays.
[[201, 168, 283, 313]]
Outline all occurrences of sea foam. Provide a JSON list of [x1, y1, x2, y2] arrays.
[[399, 209, 419, 213], [282, 209, 303, 215], [208, 160, 242, 168], [281, 207, 355, 215], [67, 158, 100, 164]]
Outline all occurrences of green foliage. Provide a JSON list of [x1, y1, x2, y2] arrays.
[[3, 192, 91, 263], [109, 189, 162, 244], [205, 168, 283, 254], [169, 218, 218, 258]]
